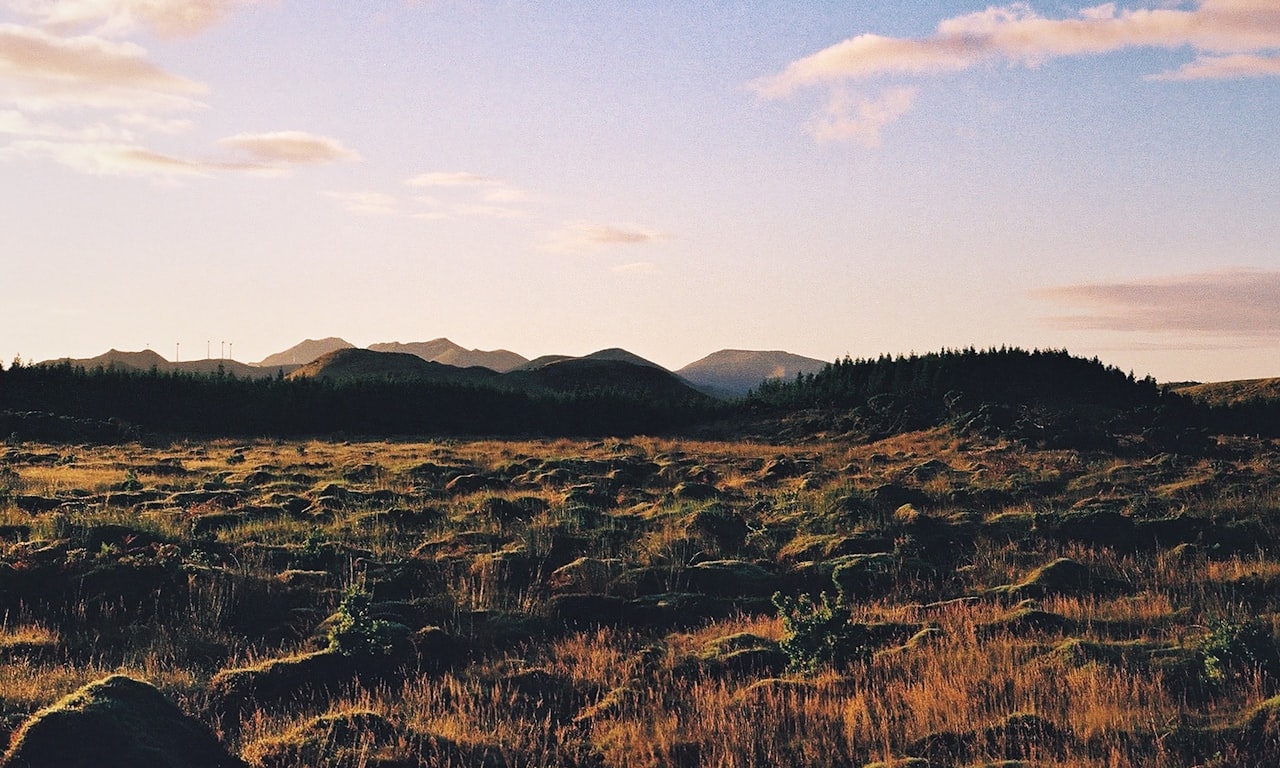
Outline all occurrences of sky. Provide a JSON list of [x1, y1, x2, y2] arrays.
[[2, 0, 1279, 382]]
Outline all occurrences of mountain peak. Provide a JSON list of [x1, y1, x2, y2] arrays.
[[677, 349, 828, 397], [367, 339, 528, 372], [255, 337, 354, 368]]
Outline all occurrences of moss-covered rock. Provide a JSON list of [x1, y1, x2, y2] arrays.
[[686, 559, 778, 598], [700, 632, 788, 676], [990, 557, 1127, 599], [907, 712, 1070, 764], [208, 647, 387, 717], [1, 674, 246, 768]]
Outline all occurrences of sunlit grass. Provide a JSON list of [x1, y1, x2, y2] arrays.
[[2, 433, 1280, 765]]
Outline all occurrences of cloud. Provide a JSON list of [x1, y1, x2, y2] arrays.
[[754, 0, 1280, 98], [1, 138, 203, 176], [7, 0, 262, 38], [753, 0, 1280, 142], [3, 130, 358, 179], [0, 13, 351, 181], [218, 131, 358, 166], [405, 171, 499, 187], [406, 170, 527, 201], [1036, 269, 1280, 341], [1150, 52, 1280, 80], [545, 222, 666, 252], [809, 86, 917, 146], [403, 170, 529, 219], [0, 23, 205, 111], [116, 111, 192, 133], [0, 108, 129, 140], [325, 190, 398, 216]]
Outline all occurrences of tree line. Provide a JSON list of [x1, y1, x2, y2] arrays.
[[2, 349, 1278, 443], [0, 361, 717, 440]]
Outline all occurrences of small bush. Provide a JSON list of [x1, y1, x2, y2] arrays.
[[327, 587, 407, 657], [773, 591, 870, 672], [1200, 618, 1280, 684]]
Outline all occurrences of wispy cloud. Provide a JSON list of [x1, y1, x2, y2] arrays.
[[1, 138, 203, 177], [754, 0, 1280, 142], [0, 108, 129, 140], [400, 170, 529, 219], [0, 23, 205, 111], [324, 190, 399, 216], [1151, 52, 1280, 80], [407, 170, 527, 200], [405, 171, 498, 187], [544, 222, 667, 253], [218, 131, 358, 166], [0, 5, 350, 180], [7, 0, 263, 38], [808, 86, 917, 147], [2, 130, 358, 179], [1036, 269, 1280, 341]]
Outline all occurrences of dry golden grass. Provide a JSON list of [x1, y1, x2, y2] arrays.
[[2, 432, 1280, 766]]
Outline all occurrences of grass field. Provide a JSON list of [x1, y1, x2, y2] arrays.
[[2, 430, 1280, 766]]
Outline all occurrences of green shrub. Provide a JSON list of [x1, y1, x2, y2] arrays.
[[1200, 618, 1280, 684], [327, 587, 407, 658], [772, 591, 870, 672]]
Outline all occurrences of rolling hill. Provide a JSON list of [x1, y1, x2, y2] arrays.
[[677, 349, 828, 397], [505, 357, 705, 401], [255, 337, 354, 368], [285, 348, 499, 385], [1172, 378, 1280, 407], [40, 349, 275, 378], [287, 347, 706, 403], [368, 339, 528, 372]]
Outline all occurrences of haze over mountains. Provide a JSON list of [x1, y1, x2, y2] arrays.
[[40, 338, 830, 398]]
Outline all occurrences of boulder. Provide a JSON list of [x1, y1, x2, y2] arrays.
[[1, 674, 246, 768]]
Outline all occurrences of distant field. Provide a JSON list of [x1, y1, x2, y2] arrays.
[[3, 429, 1280, 766], [1173, 377, 1280, 407]]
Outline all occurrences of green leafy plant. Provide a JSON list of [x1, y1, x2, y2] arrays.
[[773, 591, 870, 673], [1200, 618, 1280, 684], [119, 470, 142, 492], [327, 586, 406, 658]]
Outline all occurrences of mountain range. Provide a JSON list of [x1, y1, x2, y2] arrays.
[[39, 338, 830, 398]]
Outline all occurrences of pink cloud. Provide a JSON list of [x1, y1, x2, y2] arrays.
[[754, 0, 1280, 98], [1036, 269, 1280, 339]]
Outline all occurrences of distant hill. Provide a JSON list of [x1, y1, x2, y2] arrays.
[[40, 350, 277, 379], [505, 357, 704, 401], [368, 339, 528, 373], [286, 348, 498, 385], [677, 349, 828, 397], [289, 347, 704, 403], [1172, 378, 1280, 407], [43, 348, 170, 371], [255, 337, 354, 368], [516, 348, 666, 372], [514, 354, 576, 371], [173, 359, 280, 378]]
